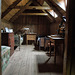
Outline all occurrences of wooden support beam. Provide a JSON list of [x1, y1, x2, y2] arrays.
[[21, 13, 48, 16], [45, 10, 55, 21], [48, 0, 66, 15], [0, 0, 2, 75], [1, 0, 22, 19], [15, 25, 25, 33], [63, 0, 75, 75], [14, 6, 50, 10], [33, 1, 54, 23], [37, 0, 44, 5], [9, 0, 32, 22], [40, 9, 54, 22], [45, 0, 65, 18], [32, 2, 45, 13]]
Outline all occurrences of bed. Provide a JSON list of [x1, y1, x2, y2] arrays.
[[1, 46, 10, 72]]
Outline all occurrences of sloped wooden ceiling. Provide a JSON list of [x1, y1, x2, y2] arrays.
[[1, 0, 66, 22], [1, 0, 30, 20]]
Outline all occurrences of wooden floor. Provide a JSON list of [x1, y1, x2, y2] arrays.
[[2, 45, 63, 75]]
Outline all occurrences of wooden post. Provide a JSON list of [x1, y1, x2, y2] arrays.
[[0, 0, 2, 75], [63, 0, 75, 75]]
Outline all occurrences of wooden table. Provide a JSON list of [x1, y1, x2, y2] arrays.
[[26, 33, 37, 44], [48, 36, 64, 63]]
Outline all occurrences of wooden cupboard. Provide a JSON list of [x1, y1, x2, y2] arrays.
[[1, 33, 14, 56], [26, 33, 37, 44]]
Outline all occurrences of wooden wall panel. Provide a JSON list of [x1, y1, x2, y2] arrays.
[[49, 22, 60, 35], [49, 17, 62, 35], [1, 20, 13, 30], [13, 15, 50, 36]]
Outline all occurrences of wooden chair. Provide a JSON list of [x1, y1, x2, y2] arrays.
[[38, 37, 45, 50], [48, 42, 54, 57], [44, 37, 50, 50]]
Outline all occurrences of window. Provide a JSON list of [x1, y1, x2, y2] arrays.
[[53, 0, 67, 11], [49, 10, 58, 18]]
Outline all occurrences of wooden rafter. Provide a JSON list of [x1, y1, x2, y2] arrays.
[[21, 13, 48, 16], [1, 0, 22, 19], [14, 25, 25, 33], [33, 1, 55, 22], [9, 0, 33, 22], [45, 0, 66, 18], [41, 9, 54, 22], [15, 25, 27, 34], [14, 6, 50, 10], [45, 10, 55, 21], [49, 0, 66, 14], [37, 0, 44, 5]]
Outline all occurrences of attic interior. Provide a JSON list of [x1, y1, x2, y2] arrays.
[[0, 0, 75, 75]]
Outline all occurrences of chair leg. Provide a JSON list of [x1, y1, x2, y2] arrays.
[[46, 47, 49, 53], [39, 45, 40, 50], [50, 46, 54, 57], [50, 49, 52, 57]]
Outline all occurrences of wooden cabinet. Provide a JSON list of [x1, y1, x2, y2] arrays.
[[1, 33, 14, 56], [26, 34, 36, 44]]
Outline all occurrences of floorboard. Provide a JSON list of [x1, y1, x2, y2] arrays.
[[2, 45, 63, 75]]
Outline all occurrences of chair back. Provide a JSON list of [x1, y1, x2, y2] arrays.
[[39, 37, 45, 47]]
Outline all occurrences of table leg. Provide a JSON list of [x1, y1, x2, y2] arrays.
[[62, 40, 65, 58], [35, 40, 36, 44], [54, 42, 56, 63], [49, 41, 51, 57], [26, 40, 28, 45]]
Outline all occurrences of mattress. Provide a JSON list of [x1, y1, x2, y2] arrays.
[[1, 46, 10, 72]]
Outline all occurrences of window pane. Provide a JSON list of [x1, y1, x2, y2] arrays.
[[53, 0, 67, 11], [49, 10, 58, 18]]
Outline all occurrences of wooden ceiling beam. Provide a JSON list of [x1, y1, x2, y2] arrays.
[[33, 1, 54, 23], [37, 0, 44, 5], [14, 25, 25, 33], [1, 0, 22, 19], [45, 0, 66, 18], [45, 10, 55, 22], [9, 0, 33, 22], [41, 10, 53, 22], [21, 13, 48, 16], [14, 6, 50, 10], [48, 0, 66, 15]]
